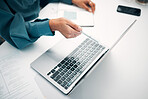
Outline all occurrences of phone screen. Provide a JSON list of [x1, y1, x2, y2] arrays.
[[117, 5, 141, 16]]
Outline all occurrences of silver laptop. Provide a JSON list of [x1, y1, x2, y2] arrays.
[[31, 20, 136, 95]]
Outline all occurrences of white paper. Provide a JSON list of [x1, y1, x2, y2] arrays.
[[0, 51, 45, 99], [39, 3, 59, 19], [58, 3, 94, 26]]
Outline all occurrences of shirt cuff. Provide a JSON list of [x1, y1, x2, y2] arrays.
[[36, 19, 55, 36], [60, 0, 72, 5], [26, 19, 55, 38]]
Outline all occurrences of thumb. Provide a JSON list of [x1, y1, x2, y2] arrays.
[[66, 20, 82, 32]]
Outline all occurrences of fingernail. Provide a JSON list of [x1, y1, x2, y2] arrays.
[[89, 9, 92, 12], [78, 26, 82, 31]]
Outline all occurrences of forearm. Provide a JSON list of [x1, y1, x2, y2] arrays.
[[0, 13, 54, 49]]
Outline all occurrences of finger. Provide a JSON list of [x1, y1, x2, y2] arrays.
[[71, 32, 81, 38], [82, 3, 92, 13], [64, 26, 81, 38], [89, 2, 95, 14], [69, 27, 81, 37], [66, 20, 82, 32], [65, 32, 81, 38], [73, 34, 79, 38], [74, 32, 81, 37]]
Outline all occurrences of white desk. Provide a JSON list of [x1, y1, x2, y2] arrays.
[[1, 0, 148, 99]]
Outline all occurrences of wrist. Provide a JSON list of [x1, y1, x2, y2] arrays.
[[72, 0, 77, 4], [49, 19, 57, 32]]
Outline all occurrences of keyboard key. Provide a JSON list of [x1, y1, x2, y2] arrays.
[[75, 58, 79, 61], [61, 60, 65, 64], [70, 57, 74, 60], [81, 63, 85, 66], [63, 68, 68, 73], [64, 73, 69, 78], [72, 60, 77, 64], [75, 68, 80, 72], [68, 70, 72, 74], [57, 80, 62, 84], [61, 77, 66, 81], [57, 64, 62, 67], [65, 62, 69, 66], [91, 42, 95, 46], [64, 86, 68, 89], [95, 44, 99, 47], [64, 57, 69, 61], [102, 47, 105, 50], [74, 65, 78, 68], [57, 68, 63, 72], [76, 62, 80, 65], [66, 66, 71, 70], [67, 59, 72, 63], [51, 69, 55, 73], [60, 72, 65, 76], [47, 72, 51, 75], [99, 45, 102, 48], [79, 66, 83, 69], [67, 82, 72, 87], [54, 66, 58, 69], [66, 78, 71, 82], [69, 74, 74, 79], [51, 71, 59, 79], [71, 67, 75, 71], [70, 63, 74, 66], [73, 71, 77, 75], [61, 81, 67, 87], [61, 65, 66, 69], [54, 75, 61, 82]]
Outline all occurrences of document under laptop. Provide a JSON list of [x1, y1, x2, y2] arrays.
[[31, 19, 136, 95]]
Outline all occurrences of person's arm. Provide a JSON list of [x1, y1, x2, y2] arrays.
[[0, 1, 54, 49]]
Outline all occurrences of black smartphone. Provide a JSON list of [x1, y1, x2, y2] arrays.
[[117, 5, 141, 16]]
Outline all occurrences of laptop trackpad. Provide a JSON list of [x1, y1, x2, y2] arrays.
[[31, 34, 88, 75]]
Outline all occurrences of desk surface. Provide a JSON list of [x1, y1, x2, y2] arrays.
[[1, 0, 148, 99]]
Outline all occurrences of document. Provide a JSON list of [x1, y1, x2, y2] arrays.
[[0, 51, 45, 99], [58, 3, 94, 27], [39, 3, 94, 26], [39, 3, 59, 19]]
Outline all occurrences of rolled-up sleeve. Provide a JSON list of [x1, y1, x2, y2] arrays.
[[40, 0, 72, 7], [60, 0, 72, 4], [0, 10, 54, 49], [26, 18, 54, 37], [0, 0, 72, 49]]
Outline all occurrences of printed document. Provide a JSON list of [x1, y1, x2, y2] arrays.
[[0, 51, 45, 99]]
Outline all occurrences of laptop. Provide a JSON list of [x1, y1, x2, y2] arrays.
[[30, 20, 136, 95]]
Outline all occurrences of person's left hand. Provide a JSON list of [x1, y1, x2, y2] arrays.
[[72, 0, 95, 14]]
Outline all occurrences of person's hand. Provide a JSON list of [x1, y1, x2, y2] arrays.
[[49, 18, 82, 38], [72, 0, 95, 14]]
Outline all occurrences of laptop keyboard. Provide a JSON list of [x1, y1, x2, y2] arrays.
[[47, 38, 105, 89]]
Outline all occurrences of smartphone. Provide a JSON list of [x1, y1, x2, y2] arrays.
[[117, 5, 141, 16]]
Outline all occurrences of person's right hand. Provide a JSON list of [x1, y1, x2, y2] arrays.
[[49, 18, 82, 38]]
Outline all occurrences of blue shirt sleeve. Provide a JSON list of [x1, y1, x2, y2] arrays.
[[0, 0, 54, 49], [9, 13, 54, 49], [40, 0, 72, 8], [0, 0, 72, 49]]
